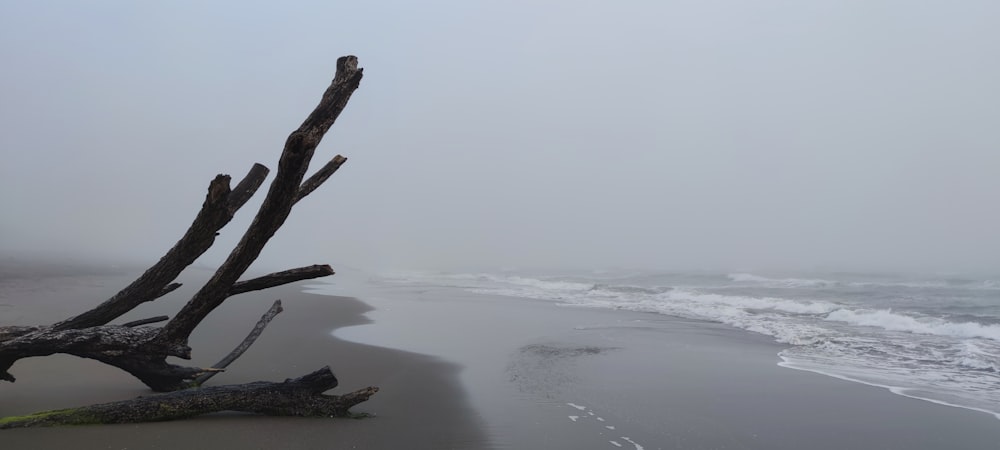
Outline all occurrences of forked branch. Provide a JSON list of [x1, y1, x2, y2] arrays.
[[0, 55, 373, 421], [53, 163, 270, 331], [230, 265, 335, 296], [160, 56, 363, 344]]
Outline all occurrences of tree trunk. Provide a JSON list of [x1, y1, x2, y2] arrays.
[[0, 367, 378, 428]]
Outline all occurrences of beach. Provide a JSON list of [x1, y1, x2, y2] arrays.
[[0, 262, 485, 449], [3, 261, 1000, 449]]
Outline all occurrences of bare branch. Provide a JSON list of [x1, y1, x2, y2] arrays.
[[156, 283, 182, 299], [0, 326, 40, 342], [295, 155, 347, 203], [227, 163, 270, 213], [299, 56, 365, 140], [122, 316, 169, 327], [53, 163, 270, 331], [0, 56, 366, 399], [0, 326, 190, 360], [161, 56, 363, 344], [229, 265, 334, 296], [194, 300, 283, 385], [0, 325, 218, 391]]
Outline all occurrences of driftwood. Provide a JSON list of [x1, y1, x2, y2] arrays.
[[0, 367, 379, 429], [0, 55, 375, 426]]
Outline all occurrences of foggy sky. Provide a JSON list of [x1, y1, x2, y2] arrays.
[[2, 1, 999, 274]]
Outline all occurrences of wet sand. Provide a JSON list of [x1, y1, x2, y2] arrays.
[[4, 261, 1000, 449], [322, 273, 1000, 450]]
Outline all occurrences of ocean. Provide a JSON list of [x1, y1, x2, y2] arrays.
[[381, 269, 1000, 420]]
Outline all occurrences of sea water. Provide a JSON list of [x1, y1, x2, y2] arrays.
[[381, 269, 1000, 419]]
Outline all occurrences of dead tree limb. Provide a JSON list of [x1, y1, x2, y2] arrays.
[[296, 155, 347, 203], [122, 316, 170, 327], [156, 283, 183, 300], [0, 323, 220, 388], [52, 163, 270, 331], [0, 327, 39, 343], [230, 265, 335, 297], [0, 367, 378, 429], [1, 56, 365, 397], [159, 56, 363, 345], [193, 300, 283, 385]]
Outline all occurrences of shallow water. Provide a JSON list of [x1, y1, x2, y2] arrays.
[[381, 269, 1000, 419]]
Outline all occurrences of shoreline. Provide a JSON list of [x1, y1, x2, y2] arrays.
[[4, 262, 1000, 449], [318, 274, 1000, 449], [777, 356, 1000, 422]]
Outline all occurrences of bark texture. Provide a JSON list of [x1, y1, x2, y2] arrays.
[[0, 367, 378, 429]]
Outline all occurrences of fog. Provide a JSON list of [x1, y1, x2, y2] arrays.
[[2, 1, 999, 275]]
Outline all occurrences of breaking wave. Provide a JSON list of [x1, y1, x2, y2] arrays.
[[825, 308, 1000, 341], [727, 272, 1000, 290], [727, 273, 835, 288]]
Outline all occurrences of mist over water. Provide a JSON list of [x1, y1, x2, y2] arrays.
[[2, 2, 1000, 439], [1, 2, 999, 275], [2, 3, 1000, 416]]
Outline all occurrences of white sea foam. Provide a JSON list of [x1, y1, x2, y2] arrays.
[[380, 269, 1000, 420], [727, 273, 833, 288], [851, 280, 951, 289], [727, 272, 1000, 290], [621, 436, 644, 450], [495, 275, 593, 292], [956, 342, 1000, 372], [667, 290, 838, 315], [779, 354, 1000, 421], [385, 271, 595, 298], [825, 309, 1000, 342]]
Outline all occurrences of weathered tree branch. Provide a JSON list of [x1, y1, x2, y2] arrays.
[[227, 163, 271, 213], [193, 300, 283, 385], [122, 316, 170, 327], [156, 283, 182, 300], [1, 56, 371, 422], [295, 155, 347, 203], [53, 163, 270, 331], [0, 326, 39, 343], [230, 265, 335, 296], [0, 367, 378, 428], [0, 326, 189, 359], [160, 56, 362, 344], [0, 324, 208, 390]]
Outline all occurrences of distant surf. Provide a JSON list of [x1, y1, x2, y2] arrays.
[[382, 269, 1000, 420]]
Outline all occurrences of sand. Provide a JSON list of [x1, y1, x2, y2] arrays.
[[3, 261, 1000, 449], [0, 263, 486, 449]]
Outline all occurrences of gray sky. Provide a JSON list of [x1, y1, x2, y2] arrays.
[[1, 1, 998, 274]]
